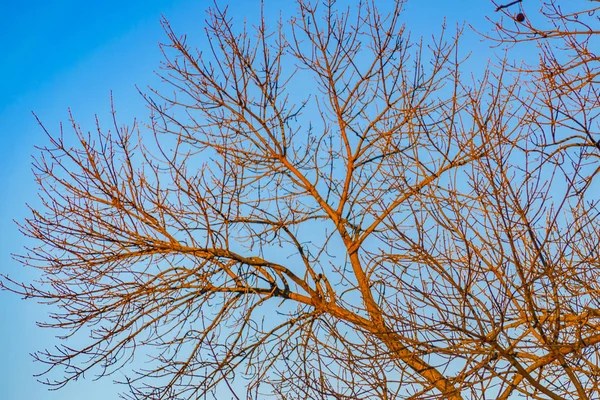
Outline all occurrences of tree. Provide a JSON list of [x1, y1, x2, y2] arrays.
[[3, 0, 600, 398]]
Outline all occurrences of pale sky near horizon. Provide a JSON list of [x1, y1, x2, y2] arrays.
[[0, 1, 521, 398]]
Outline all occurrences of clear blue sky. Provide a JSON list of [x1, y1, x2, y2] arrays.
[[0, 1, 512, 398]]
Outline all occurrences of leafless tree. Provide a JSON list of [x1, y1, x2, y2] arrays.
[[3, 0, 600, 398]]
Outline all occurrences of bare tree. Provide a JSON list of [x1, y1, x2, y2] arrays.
[[4, 0, 600, 398], [474, 1, 600, 399]]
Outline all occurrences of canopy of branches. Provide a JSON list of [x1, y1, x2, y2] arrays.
[[3, 0, 600, 399]]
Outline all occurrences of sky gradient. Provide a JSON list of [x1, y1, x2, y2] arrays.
[[0, 1, 516, 398]]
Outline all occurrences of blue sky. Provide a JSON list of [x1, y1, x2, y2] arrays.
[[0, 1, 511, 398]]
